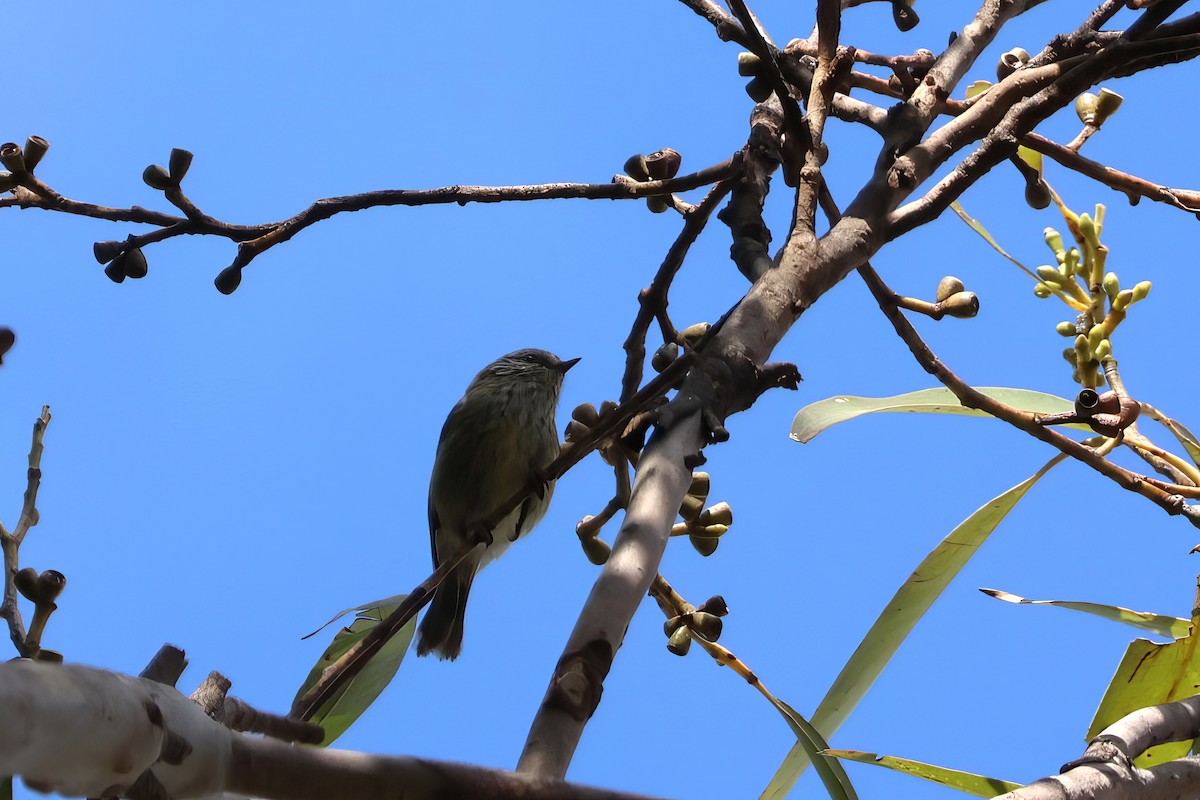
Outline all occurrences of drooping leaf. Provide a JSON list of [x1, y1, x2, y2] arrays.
[[791, 387, 1079, 444], [294, 599, 415, 744], [1089, 631, 1200, 767], [1141, 404, 1200, 467], [981, 588, 1190, 639], [950, 202, 1040, 281], [823, 750, 1022, 797], [761, 456, 1064, 799]]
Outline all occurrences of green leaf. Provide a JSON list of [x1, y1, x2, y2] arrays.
[[981, 588, 1191, 639], [768, 699, 858, 800], [950, 202, 1041, 282], [761, 456, 1064, 799], [1089, 630, 1200, 767], [824, 750, 1022, 797], [294, 599, 416, 744], [1142, 405, 1200, 467], [1016, 146, 1043, 177], [965, 80, 991, 100], [791, 387, 1079, 443]]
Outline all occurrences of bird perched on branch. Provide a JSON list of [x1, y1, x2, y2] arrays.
[[417, 348, 579, 660]]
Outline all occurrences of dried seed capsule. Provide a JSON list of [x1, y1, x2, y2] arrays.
[[698, 502, 733, 527], [142, 164, 174, 190], [103, 257, 128, 284], [745, 75, 773, 102], [571, 402, 599, 426], [565, 419, 590, 443], [652, 341, 678, 373], [623, 154, 650, 182], [644, 148, 682, 181], [679, 493, 704, 521], [23, 136, 49, 172], [123, 247, 148, 279], [667, 626, 692, 656], [688, 611, 723, 642], [698, 595, 729, 617], [737, 52, 761, 77], [680, 323, 710, 345], [169, 148, 194, 182], [214, 265, 243, 295], [688, 472, 711, 500], [1075, 92, 1099, 125], [689, 533, 718, 557], [93, 240, 125, 265]]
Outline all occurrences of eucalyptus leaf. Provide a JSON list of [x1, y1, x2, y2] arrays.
[[823, 750, 1022, 797], [294, 600, 415, 744], [791, 387, 1079, 443], [981, 588, 1190, 639], [761, 456, 1064, 799], [1089, 632, 1200, 767]]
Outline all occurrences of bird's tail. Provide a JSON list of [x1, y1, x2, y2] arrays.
[[416, 564, 475, 661]]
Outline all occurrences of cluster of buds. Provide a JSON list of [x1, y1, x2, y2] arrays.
[[1036, 203, 1151, 387], [0, 136, 50, 192], [671, 472, 732, 557], [664, 595, 730, 656], [622, 149, 682, 214]]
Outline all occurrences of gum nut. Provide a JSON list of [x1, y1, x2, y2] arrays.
[[104, 257, 128, 284], [940, 291, 979, 319], [22, 136, 50, 172], [14, 567, 39, 601], [600, 400, 619, 416], [680, 322, 711, 345], [36, 570, 66, 603], [123, 247, 149, 279], [737, 52, 761, 77], [645, 148, 682, 181], [646, 195, 670, 214], [664, 615, 685, 636], [623, 154, 650, 181], [0, 142, 25, 173], [93, 240, 125, 264], [1075, 92, 1099, 125], [690, 533, 718, 557], [689, 611, 724, 642], [1094, 88, 1123, 125], [667, 626, 692, 656], [142, 164, 174, 190], [169, 148, 194, 181], [698, 595, 730, 617], [688, 472, 711, 499], [1025, 178, 1052, 209], [679, 493, 704, 521], [698, 502, 733, 527], [935, 276, 965, 302], [745, 75, 773, 103], [652, 341, 679, 373], [566, 419, 590, 443], [214, 265, 243, 295], [572, 402, 599, 425], [583, 536, 611, 566]]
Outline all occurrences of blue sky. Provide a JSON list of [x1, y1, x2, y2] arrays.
[[5, 3, 1200, 798]]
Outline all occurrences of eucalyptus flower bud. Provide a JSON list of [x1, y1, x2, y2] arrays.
[[1055, 321, 1077, 337], [1132, 281, 1152, 302], [1033, 283, 1053, 298], [1036, 265, 1065, 286], [938, 291, 979, 319], [1102, 272, 1120, 301], [1112, 289, 1134, 312]]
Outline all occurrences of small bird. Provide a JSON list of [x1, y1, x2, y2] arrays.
[[417, 348, 579, 660]]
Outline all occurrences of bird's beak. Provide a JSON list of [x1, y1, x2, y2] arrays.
[[557, 357, 581, 373]]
